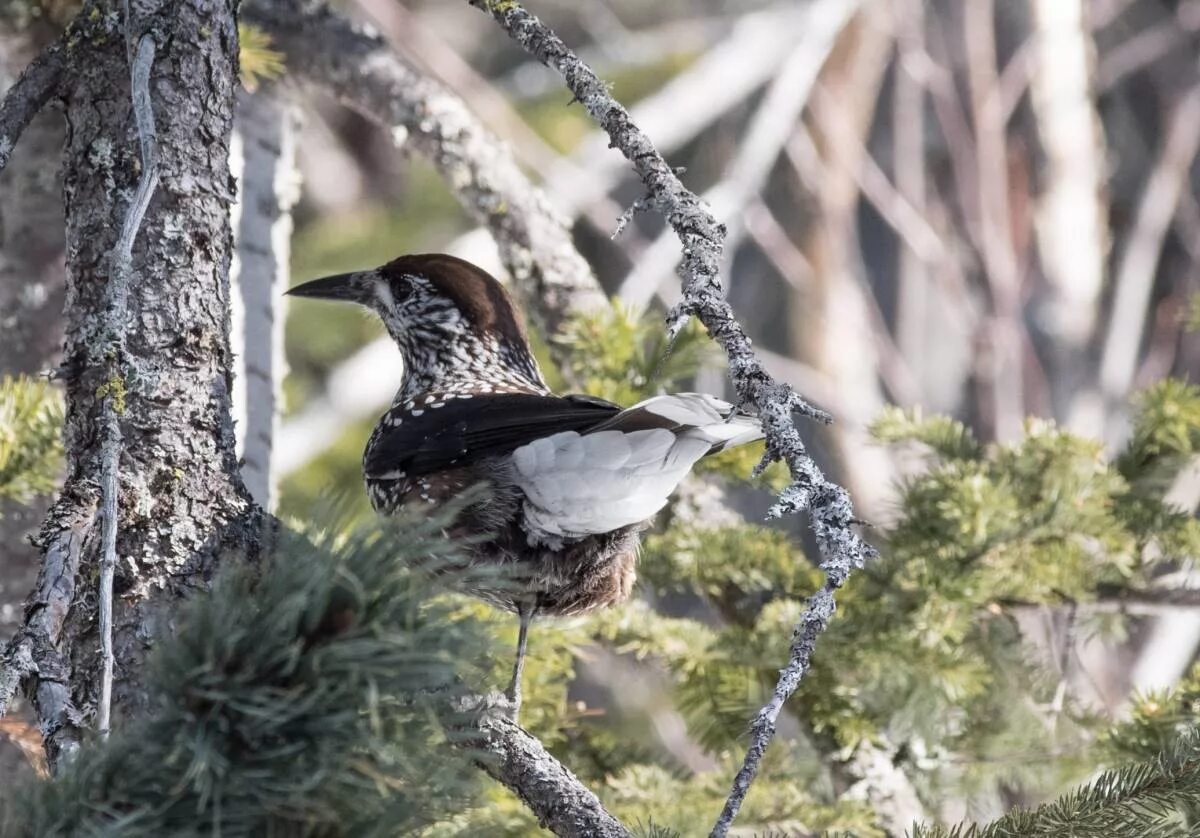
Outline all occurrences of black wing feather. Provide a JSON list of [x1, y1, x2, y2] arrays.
[[364, 393, 621, 478]]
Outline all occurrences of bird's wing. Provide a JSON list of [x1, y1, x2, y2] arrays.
[[590, 392, 764, 451], [363, 393, 620, 479], [511, 393, 763, 542]]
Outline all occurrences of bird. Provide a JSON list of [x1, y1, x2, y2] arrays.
[[286, 253, 763, 715]]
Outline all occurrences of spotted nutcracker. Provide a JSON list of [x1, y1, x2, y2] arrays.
[[287, 253, 763, 713]]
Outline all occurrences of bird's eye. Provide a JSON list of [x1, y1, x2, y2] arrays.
[[390, 277, 413, 302]]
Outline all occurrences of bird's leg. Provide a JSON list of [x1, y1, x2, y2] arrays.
[[504, 601, 534, 720]]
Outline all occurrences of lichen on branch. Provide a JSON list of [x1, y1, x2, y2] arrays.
[[466, 2, 876, 834]]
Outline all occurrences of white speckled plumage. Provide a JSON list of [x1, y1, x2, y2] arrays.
[[288, 253, 763, 618]]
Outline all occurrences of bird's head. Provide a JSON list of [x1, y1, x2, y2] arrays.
[[287, 253, 545, 391]]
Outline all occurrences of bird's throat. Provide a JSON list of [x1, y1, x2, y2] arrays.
[[396, 330, 548, 400]]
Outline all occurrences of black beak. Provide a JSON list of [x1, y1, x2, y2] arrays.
[[285, 271, 373, 304]]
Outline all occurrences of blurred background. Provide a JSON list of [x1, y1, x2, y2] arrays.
[[4, 0, 1200, 833], [280, 0, 1199, 519]]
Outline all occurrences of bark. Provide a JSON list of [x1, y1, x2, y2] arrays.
[[465, 709, 632, 838], [1, 0, 259, 769]]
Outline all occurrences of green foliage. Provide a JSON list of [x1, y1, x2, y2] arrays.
[[555, 301, 717, 404], [1120, 379, 1200, 485], [2, 505, 495, 837], [913, 730, 1200, 838], [0, 375, 62, 508], [1105, 664, 1200, 764], [871, 406, 983, 461], [238, 23, 285, 91]]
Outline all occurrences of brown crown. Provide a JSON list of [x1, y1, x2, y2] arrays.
[[380, 253, 530, 348]]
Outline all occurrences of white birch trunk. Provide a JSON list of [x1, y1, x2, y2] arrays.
[[1028, 0, 1109, 435], [230, 90, 300, 511]]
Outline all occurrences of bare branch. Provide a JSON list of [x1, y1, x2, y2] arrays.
[[964, 0, 1025, 441], [95, 28, 160, 740], [0, 30, 69, 655], [466, 3, 875, 835], [892, 0, 931, 380], [1096, 20, 1189, 92], [0, 505, 92, 768], [464, 708, 632, 838], [0, 34, 64, 176]]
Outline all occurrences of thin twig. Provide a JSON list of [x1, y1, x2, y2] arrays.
[[467, 3, 875, 835], [892, 0, 929, 377], [1097, 20, 1187, 92], [96, 31, 160, 740], [0, 33, 65, 175]]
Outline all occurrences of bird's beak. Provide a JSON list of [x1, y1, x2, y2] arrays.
[[285, 271, 374, 305]]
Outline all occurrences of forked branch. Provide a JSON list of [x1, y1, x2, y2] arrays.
[[467, 2, 875, 835]]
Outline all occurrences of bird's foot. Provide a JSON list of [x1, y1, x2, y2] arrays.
[[465, 689, 520, 723], [501, 682, 522, 723]]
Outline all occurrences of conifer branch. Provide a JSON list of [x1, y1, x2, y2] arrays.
[[0, 33, 65, 176], [468, 3, 875, 835], [1, 512, 634, 836], [913, 729, 1200, 837]]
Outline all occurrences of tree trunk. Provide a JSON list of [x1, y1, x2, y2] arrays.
[[230, 89, 299, 511], [29, 0, 258, 767], [0, 17, 67, 784]]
